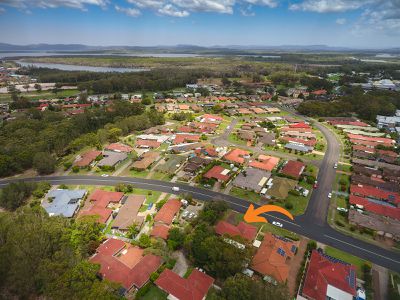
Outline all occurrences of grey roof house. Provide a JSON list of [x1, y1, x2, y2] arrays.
[[233, 168, 271, 193], [42, 189, 87, 218], [98, 151, 128, 167]]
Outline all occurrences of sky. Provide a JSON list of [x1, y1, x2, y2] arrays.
[[0, 0, 399, 48]]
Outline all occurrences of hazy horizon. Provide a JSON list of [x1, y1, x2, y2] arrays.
[[0, 0, 399, 48]]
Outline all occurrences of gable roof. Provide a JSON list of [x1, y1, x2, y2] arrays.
[[351, 184, 400, 204], [154, 199, 181, 225], [155, 269, 214, 300], [266, 176, 298, 200], [280, 160, 306, 179], [106, 143, 133, 153], [250, 233, 299, 282], [74, 150, 102, 167], [203, 165, 231, 182], [112, 195, 145, 230], [302, 250, 357, 300], [79, 190, 123, 223], [215, 220, 257, 241], [150, 224, 170, 240]]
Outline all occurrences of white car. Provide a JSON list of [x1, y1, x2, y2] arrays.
[[333, 163, 338, 169], [101, 174, 109, 177], [272, 221, 283, 228], [328, 192, 332, 199], [172, 186, 180, 192]]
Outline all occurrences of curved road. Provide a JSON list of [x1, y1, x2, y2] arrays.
[[1, 174, 400, 272]]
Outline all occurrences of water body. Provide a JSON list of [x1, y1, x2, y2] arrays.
[[17, 61, 149, 73]]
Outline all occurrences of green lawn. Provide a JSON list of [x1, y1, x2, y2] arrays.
[[229, 187, 261, 203], [150, 171, 171, 181], [137, 283, 167, 300], [261, 223, 300, 241], [325, 246, 371, 278], [227, 133, 248, 146], [130, 169, 150, 178], [0, 89, 79, 102]]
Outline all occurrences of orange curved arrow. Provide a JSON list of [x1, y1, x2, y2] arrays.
[[243, 204, 294, 223]]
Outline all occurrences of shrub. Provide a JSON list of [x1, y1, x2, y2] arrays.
[[285, 202, 294, 209]]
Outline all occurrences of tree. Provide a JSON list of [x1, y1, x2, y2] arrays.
[[197, 200, 228, 225], [23, 84, 30, 92], [167, 228, 185, 250], [0, 182, 37, 210], [33, 152, 57, 175], [139, 234, 151, 248], [127, 223, 140, 239], [34, 83, 42, 92], [219, 274, 289, 300]]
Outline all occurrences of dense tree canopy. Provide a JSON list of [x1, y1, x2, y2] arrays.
[[0, 207, 120, 299]]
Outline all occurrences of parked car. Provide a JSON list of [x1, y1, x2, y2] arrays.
[[328, 192, 332, 199], [337, 207, 348, 212], [101, 174, 109, 177], [313, 181, 318, 189], [333, 162, 338, 169], [272, 221, 283, 228]]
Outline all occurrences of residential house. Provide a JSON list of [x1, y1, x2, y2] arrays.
[[215, 220, 257, 242], [265, 177, 298, 200], [299, 250, 357, 300], [249, 155, 280, 172], [132, 151, 160, 171], [280, 160, 306, 179], [251, 233, 299, 283], [90, 239, 162, 292], [105, 142, 133, 153], [155, 269, 214, 300], [224, 149, 250, 165], [203, 165, 231, 183], [74, 150, 102, 168], [233, 168, 271, 193], [42, 189, 87, 218], [97, 151, 127, 168], [79, 190, 124, 223], [112, 195, 146, 232]]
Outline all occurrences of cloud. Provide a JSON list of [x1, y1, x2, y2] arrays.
[[336, 18, 346, 25], [158, 4, 189, 16], [245, 0, 278, 8], [115, 5, 140, 17], [289, 0, 367, 13], [240, 4, 255, 16], [0, 0, 109, 10], [0, 6, 5, 13]]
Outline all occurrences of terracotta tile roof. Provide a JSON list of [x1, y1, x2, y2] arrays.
[[280, 160, 305, 179], [203, 165, 231, 182], [311, 89, 327, 95], [155, 269, 214, 300], [347, 134, 394, 144], [351, 184, 400, 204], [302, 250, 357, 300], [251, 233, 299, 282], [224, 149, 250, 164], [135, 139, 162, 148], [79, 190, 123, 223], [349, 195, 400, 220], [200, 114, 223, 123], [280, 127, 312, 133], [249, 155, 280, 171], [173, 134, 201, 145], [74, 150, 102, 167], [154, 199, 181, 225], [289, 123, 311, 129], [150, 224, 170, 240], [90, 238, 162, 290], [280, 136, 317, 147], [106, 143, 134, 153], [215, 221, 257, 241]]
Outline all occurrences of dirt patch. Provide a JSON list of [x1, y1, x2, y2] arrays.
[[287, 237, 309, 296]]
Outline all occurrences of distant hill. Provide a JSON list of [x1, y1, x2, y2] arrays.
[[0, 43, 399, 54]]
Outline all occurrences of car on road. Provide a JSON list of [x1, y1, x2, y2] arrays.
[[313, 180, 318, 189], [101, 174, 109, 177], [328, 192, 332, 199], [272, 221, 283, 228], [172, 186, 180, 192], [333, 162, 338, 169]]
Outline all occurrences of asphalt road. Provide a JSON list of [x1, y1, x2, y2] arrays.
[[1, 174, 400, 272]]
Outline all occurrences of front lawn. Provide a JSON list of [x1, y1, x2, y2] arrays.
[[229, 187, 261, 203]]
